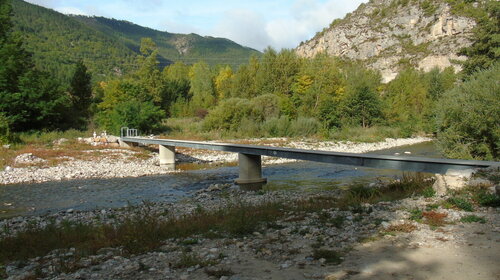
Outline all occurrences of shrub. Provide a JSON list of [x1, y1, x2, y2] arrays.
[[289, 117, 319, 137], [436, 63, 500, 160], [203, 98, 252, 131], [249, 94, 280, 122], [261, 116, 291, 137], [102, 100, 165, 135]]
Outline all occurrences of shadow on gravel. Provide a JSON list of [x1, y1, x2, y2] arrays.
[[324, 216, 499, 280]]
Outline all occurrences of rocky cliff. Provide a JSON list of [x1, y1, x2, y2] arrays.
[[296, 0, 476, 82]]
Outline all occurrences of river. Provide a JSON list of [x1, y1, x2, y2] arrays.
[[0, 141, 440, 218]]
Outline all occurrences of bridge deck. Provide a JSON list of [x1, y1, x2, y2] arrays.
[[120, 137, 498, 174]]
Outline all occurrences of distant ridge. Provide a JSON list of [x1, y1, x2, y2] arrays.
[[11, 0, 260, 81]]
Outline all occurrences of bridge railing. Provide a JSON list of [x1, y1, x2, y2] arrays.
[[120, 127, 139, 138]]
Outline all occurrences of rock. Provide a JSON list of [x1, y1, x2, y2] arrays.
[[106, 135, 119, 143], [53, 138, 68, 145], [296, 1, 476, 82], [4, 166, 12, 172], [14, 153, 47, 165], [2, 144, 10, 149], [433, 169, 474, 195]]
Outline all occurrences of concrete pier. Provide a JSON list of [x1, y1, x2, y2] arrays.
[[235, 153, 267, 187], [159, 145, 175, 165]]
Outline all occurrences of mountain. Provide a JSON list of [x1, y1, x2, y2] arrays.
[[10, 0, 260, 82], [296, 0, 479, 82], [71, 16, 261, 68]]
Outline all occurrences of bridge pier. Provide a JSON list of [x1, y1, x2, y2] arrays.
[[235, 153, 267, 188], [159, 144, 175, 166]]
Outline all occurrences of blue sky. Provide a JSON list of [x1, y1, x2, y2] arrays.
[[25, 0, 367, 51]]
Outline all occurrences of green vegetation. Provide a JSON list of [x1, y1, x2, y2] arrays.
[[0, 173, 432, 268], [0, 0, 498, 164], [435, 63, 499, 160], [460, 215, 486, 224], [10, 0, 259, 83]]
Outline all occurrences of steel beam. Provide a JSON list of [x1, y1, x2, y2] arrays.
[[121, 137, 498, 175]]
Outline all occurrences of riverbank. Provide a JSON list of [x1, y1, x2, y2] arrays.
[[1, 175, 498, 280], [0, 137, 432, 185]]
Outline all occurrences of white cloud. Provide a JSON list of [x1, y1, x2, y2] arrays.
[[210, 0, 367, 50], [213, 9, 272, 51]]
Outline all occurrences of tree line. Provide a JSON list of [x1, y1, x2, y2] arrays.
[[0, 0, 498, 160]]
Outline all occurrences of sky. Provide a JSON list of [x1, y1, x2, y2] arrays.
[[25, 0, 367, 51]]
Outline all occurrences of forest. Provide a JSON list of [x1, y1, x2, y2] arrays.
[[0, 0, 499, 161]]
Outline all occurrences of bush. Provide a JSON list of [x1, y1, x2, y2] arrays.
[[289, 117, 319, 137], [0, 114, 11, 145], [261, 116, 291, 137], [203, 98, 252, 131], [436, 63, 500, 160], [249, 94, 280, 122], [99, 100, 165, 135]]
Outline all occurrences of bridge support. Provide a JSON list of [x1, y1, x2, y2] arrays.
[[159, 145, 175, 166], [235, 153, 267, 188]]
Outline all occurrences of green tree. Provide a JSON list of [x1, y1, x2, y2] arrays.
[[69, 60, 92, 129], [342, 66, 382, 128], [459, 1, 500, 76], [384, 68, 429, 133], [255, 48, 301, 96], [436, 62, 499, 160], [189, 61, 215, 112], [0, 0, 67, 131]]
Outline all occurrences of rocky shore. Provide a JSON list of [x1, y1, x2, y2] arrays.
[[1, 184, 498, 280], [0, 137, 432, 185]]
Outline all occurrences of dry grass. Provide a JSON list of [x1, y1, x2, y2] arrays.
[[385, 223, 417, 233], [422, 211, 448, 227]]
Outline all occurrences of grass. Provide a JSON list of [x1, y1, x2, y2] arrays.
[[205, 267, 234, 278], [385, 223, 417, 233], [460, 215, 486, 224], [174, 253, 216, 269], [422, 211, 448, 227], [447, 197, 474, 212], [339, 173, 434, 209], [0, 173, 435, 271], [0, 130, 152, 169]]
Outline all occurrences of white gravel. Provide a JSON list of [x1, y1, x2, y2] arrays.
[[0, 137, 432, 185]]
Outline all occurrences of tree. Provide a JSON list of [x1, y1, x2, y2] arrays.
[[342, 66, 382, 128], [69, 60, 92, 129], [189, 61, 215, 112], [436, 62, 499, 160], [459, 1, 500, 77], [384, 68, 429, 133], [0, 0, 68, 132]]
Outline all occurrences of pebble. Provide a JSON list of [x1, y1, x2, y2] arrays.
[[0, 137, 432, 185]]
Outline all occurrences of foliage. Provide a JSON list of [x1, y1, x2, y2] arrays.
[[341, 66, 382, 128], [69, 60, 92, 129], [460, 215, 486, 224], [459, 1, 500, 77], [435, 63, 499, 160], [384, 68, 430, 134], [0, 0, 71, 132]]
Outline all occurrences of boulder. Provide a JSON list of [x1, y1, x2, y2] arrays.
[[432, 169, 474, 195], [106, 135, 119, 143], [52, 138, 68, 146]]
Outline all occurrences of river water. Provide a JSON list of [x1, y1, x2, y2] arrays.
[[0, 141, 440, 218]]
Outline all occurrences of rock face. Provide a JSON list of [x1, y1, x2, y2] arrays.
[[296, 0, 476, 82]]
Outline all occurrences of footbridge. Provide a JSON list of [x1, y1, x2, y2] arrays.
[[119, 129, 498, 187]]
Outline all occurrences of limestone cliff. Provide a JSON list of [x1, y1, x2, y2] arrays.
[[296, 0, 476, 82]]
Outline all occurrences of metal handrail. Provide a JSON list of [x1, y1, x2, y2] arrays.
[[121, 127, 139, 138]]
